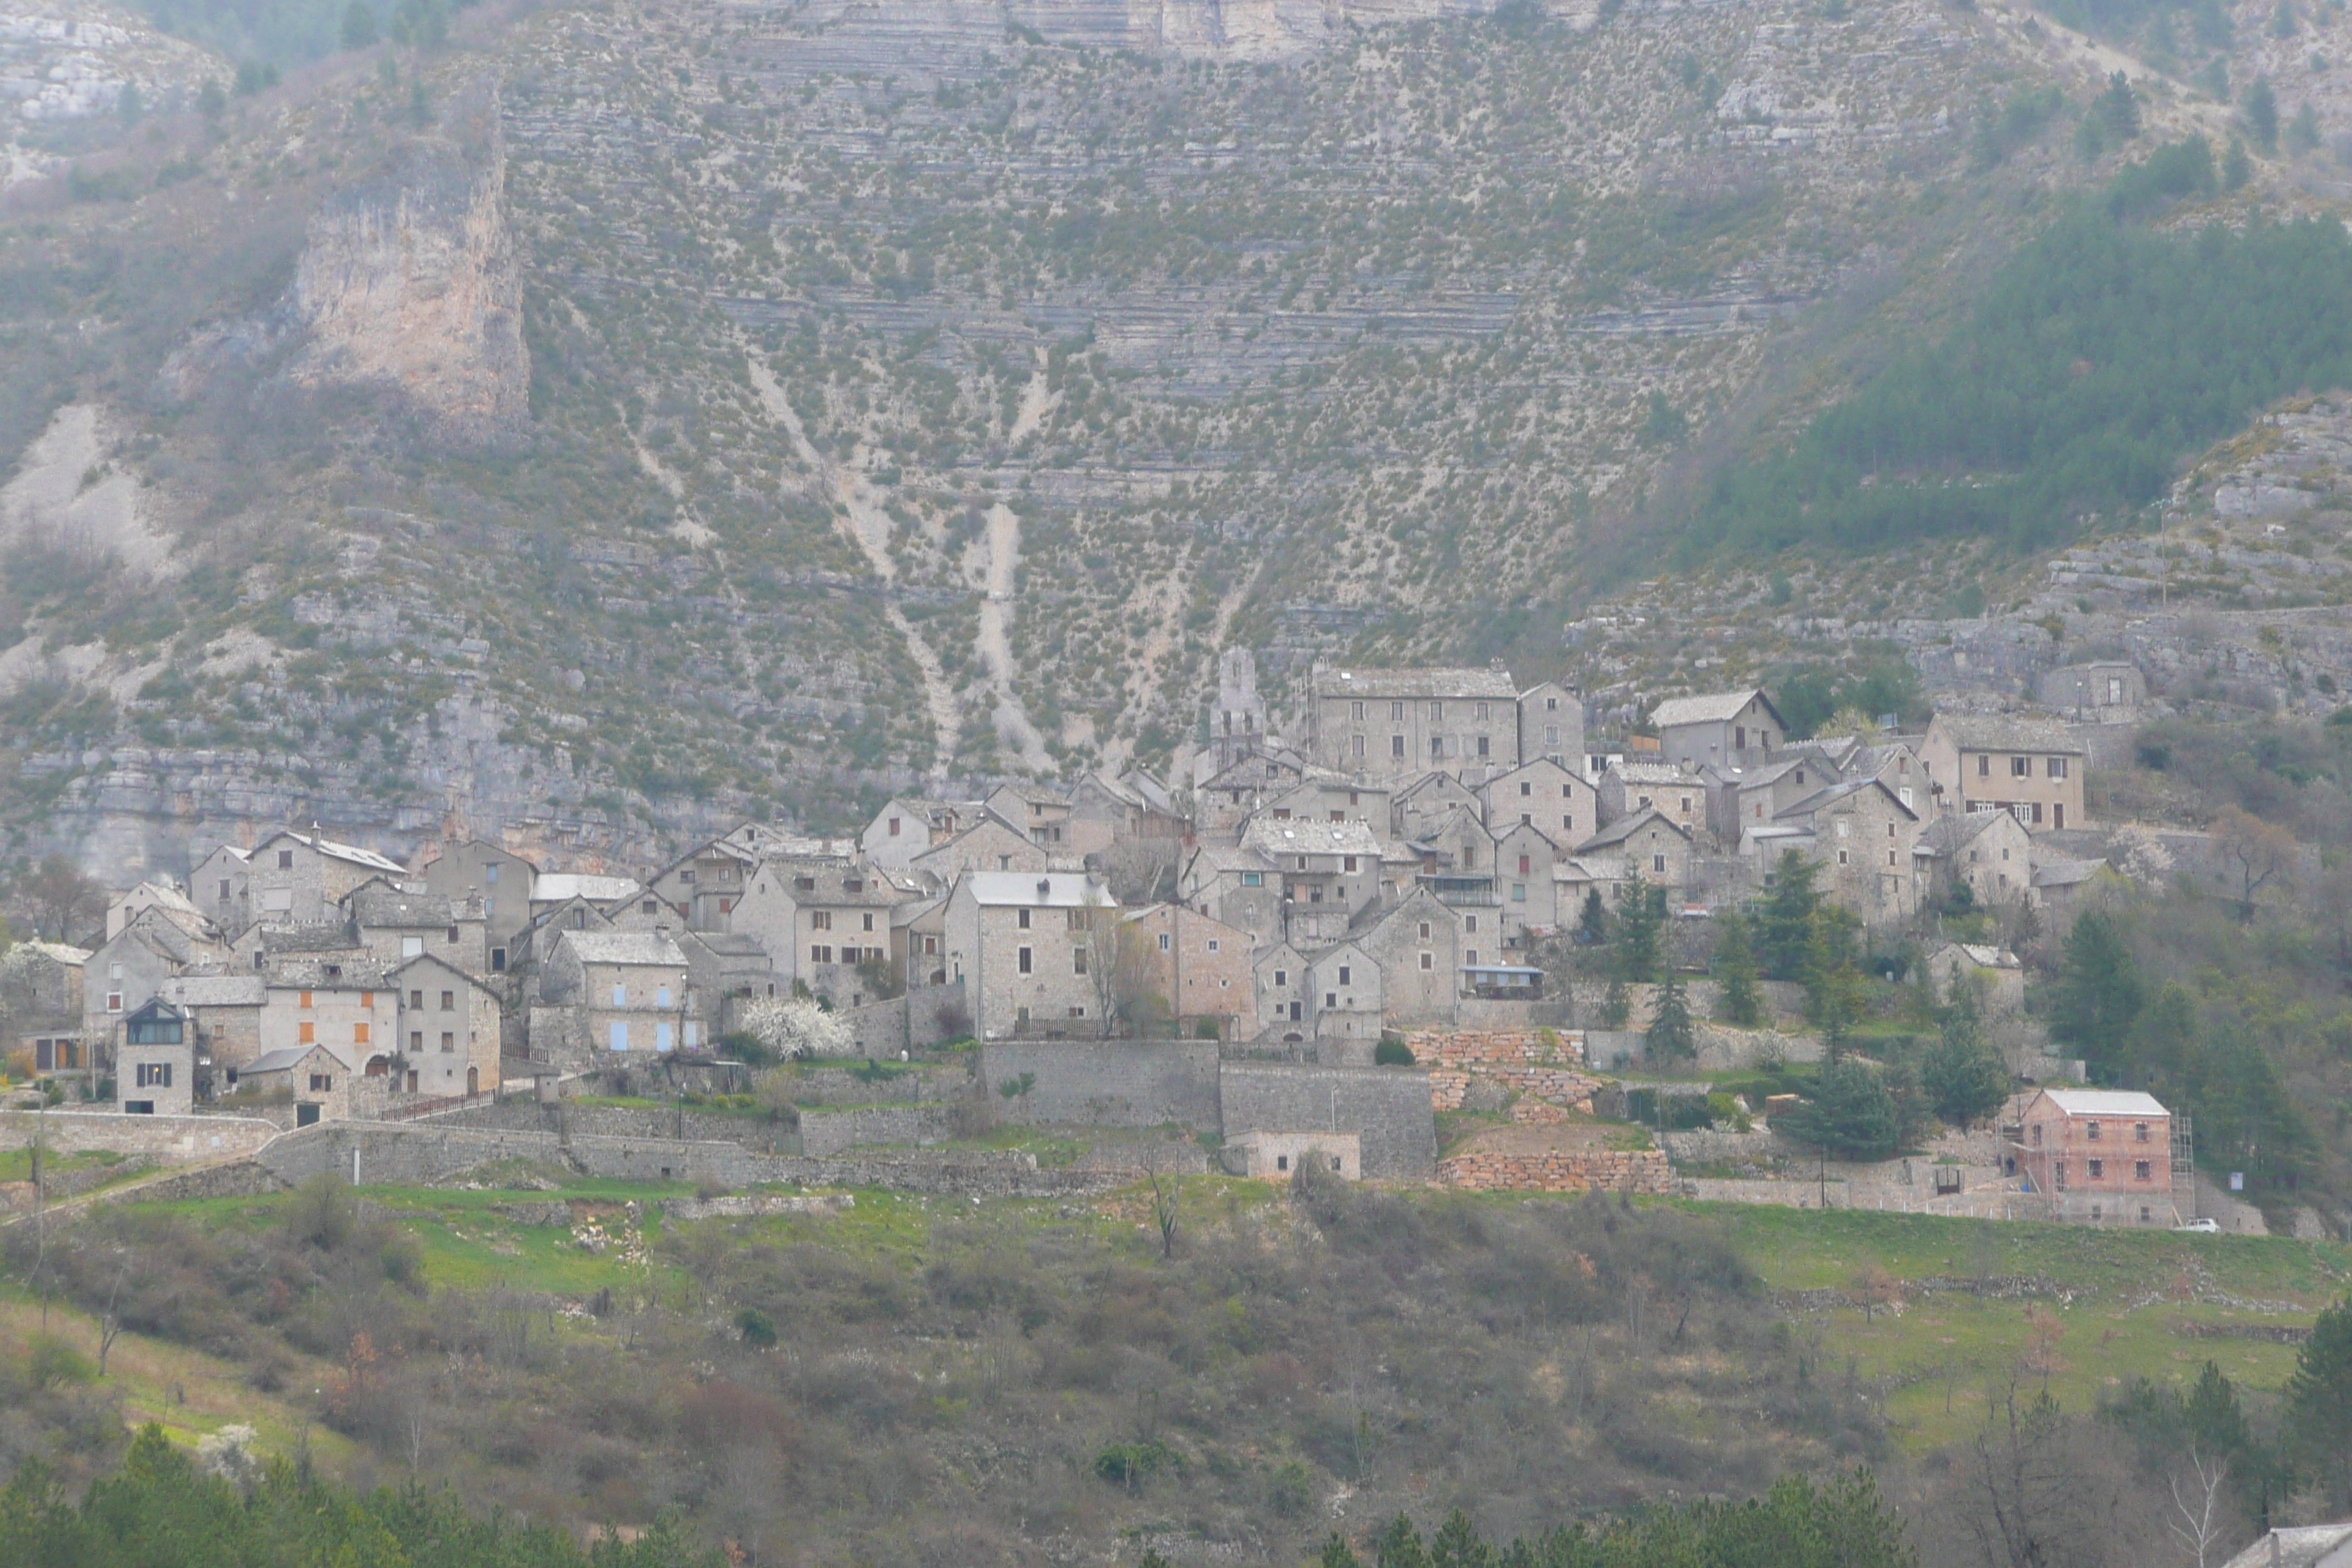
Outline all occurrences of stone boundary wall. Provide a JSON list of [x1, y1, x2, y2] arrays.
[[0, 1159, 156, 1207], [125, 1160, 290, 1202], [798, 1104, 951, 1155], [750, 1153, 1126, 1199], [1681, 1177, 1847, 1208], [1661, 1128, 1783, 1166], [0, 1110, 281, 1164], [979, 1041, 1220, 1128], [434, 1098, 799, 1153], [1069, 1142, 1211, 1175], [785, 1064, 962, 1106], [1439, 1147, 1676, 1194]]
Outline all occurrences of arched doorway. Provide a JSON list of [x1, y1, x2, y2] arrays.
[[466, 1066, 479, 1097]]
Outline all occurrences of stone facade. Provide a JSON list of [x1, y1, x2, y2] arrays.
[[0, 1109, 279, 1164], [391, 953, 501, 1098], [1411, 1029, 1601, 1113], [1217, 1061, 1435, 1180], [979, 1039, 1221, 1127], [1439, 1145, 1676, 1193]]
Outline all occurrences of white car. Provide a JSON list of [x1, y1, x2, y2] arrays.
[[2174, 1218, 2220, 1233]]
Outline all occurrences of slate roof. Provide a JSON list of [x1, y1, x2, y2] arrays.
[[1650, 689, 1781, 728], [348, 881, 456, 927], [957, 872, 1112, 908], [532, 873, 645, 904], [159, 975, 267, 1007], [1578, 807, 1691, 851], [1243, 818, 1382, 859], [1928, 714, 2084, 753], [555, 931, 687, 966], [1776, 777, 1917, 822], [1915, 810, 2016, 856], [2037, 1088, 2169, 1117], [1314, 666, 1519, 700]]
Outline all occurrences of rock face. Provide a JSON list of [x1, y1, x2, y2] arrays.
[[287, 83, 527, 451]]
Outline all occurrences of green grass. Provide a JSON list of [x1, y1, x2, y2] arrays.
[[1693, 1204, 2352, 1448], [0, 1148, 125, 1183]]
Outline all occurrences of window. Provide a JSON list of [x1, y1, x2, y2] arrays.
[[810, 944, 832, 963], [409, 988, 424, 1009], [1654, 853, 1667, 874], [1343, 856, 1358, 872], [354, 1023, 369, 1045], [795, 875, 815, 892], [2030, 1124, 2042, 1145], [411, 1030, 423, 1052], [446, 924, 459, 943], [2047, 756, 2068, 778], [2053, 804, 2065, 829], [1353, 735, 1366, 758], [279, 849, 294, 868], [1207, 938, 1221, 953], [1072, 947, 1088, 976], [655, 986, 671, 1009], [611, 1021, 628, 1051], [1545, 725, 1559, 745], [1463, 950, 1478, 965], [1464, 916, 1477, 933], [1242, 872, 1263, 886], [299, 1022, 315, 1044], [1420, 951, 1433, 970], [889, 815, 902, 837], [435, 990, 452, 1011], [485, 864, 500, 885], [219, 878, 232, 900], [862, 912, 876, 932], [810, 911, 832, 932], [1273, 969, 1287, 987], [1431, 736, 1445, 759], [1017, 908, 1030, 930], [1419, 921, 1431, 939], [441, 1031, 455, 1053], [1338, 965, 1352, 985], [1978, 753, 1991, 778], [1158, 932, 1172, 952], [641, 900, 657, 915], [1512, 883, 1526, 901], [1476, 702, 1490, 721], [106, 992, 122, 1012], [1837, 850, 1848, 866], [135, 1061, 173, 1088], [1392, 735, 1406, 758], [1477, 735, 1490, 758], [1018, 946, 1033, 975], [611, 982, 627, 1006], [2088, 1159, 2104, 1180], [924, 936, 938, 954], [2134, 1122, 2150, 1142], [491, 946, 506, 973], [2030, 802, 2044, 824], [1351, 701, 1365, 720], [1518, 854, 1531, 875], [402, 935, 424, 958], [300, 990, 313, 1009], [1431, 701, 1443, 721], [1836, 819, 1850, 839], [309, 1072, 333, 1092], [1735, 724, 1746, 750], [2011, 755, 2031, 778], [1520, 781, 1532, 797], [1326, 992, 1338, 1008], [1565, 814, 1576, 832], [2135, 1160, 2152, 1181], [1888, 850, 1896, 867]]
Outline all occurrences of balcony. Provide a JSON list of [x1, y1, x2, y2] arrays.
[[1419, 874, 1500, 908]]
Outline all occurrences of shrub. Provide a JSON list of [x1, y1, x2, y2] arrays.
[[1373, 1036, 1415, 1066]]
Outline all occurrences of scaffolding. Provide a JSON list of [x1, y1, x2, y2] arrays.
[[2173, 1112, 2196, 1218]]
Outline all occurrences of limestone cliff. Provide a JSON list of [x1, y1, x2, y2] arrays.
[[285, 83, 528, 451]]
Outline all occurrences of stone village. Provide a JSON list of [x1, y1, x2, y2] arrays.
[[0, 653, 2286, 1231]]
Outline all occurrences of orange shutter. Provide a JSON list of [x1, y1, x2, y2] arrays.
[[354, 1022, 370, 1045], [299, 1022, 314, 1044]]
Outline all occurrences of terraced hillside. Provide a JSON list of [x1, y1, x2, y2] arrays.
[[0, 0, 2335, 869]]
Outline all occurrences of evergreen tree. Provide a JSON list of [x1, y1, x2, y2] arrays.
[[2287, 100, 2321, 153], [2225, 136, 2253, 187], [2096, 70, 2141, 140], [1921, 1009, 2011, 1126], [2285, 1297, 2352, 1509], [2244, 75, 2279, 149], [1616, 875, 1664, 984], [1760, 852, 1823, 980], [1779, 1060, 1901, 1161], [1646, 968, 1696, 1063], [1322, 1536, 1366, 1568], [1377, 1513, 1431, 1568], [1714, 910, 1765, 1027], [2272, 0, 2297, 35], [1802, 910, 1868, 1049], [1428, 1509, 1490, 1568], [1577, 889, 1611, 946], [1599, 976, 1631, 1030], [342, 0, 378, 47], [2046, 911, 2145, 1074]]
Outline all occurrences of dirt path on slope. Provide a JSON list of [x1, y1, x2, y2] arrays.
[[973, 501, 1054, 773]]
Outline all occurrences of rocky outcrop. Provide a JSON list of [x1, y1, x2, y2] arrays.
[[286, 82, 528, 451]]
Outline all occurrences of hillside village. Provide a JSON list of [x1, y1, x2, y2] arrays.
[[3, 642, 2310, 1235]]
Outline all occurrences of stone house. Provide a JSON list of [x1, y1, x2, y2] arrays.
[[259, 976, 399, 1083], [2038, 660, 2146, 721], [238, 829, 411, 925], [940, 871, 1116, 1039], [1598, 761, 1708, 836], [415, 837, 539, 976], [1178, 844, 1283, 949], [1480, 758, 1599, 847], [527, 872, 647, 930], [1576, 809, 1696, 902], [116, 999, 194, 1116], [1518, 680, 1584, 774], [1254, 943, 1312, 1039], [241, 1043, 356, 1125], [1406, 804, 1500, 916], [1118, 903, 1259, 1039], [539, 930, 690, 1055], [83, 910, 227, 1066], [1923, 942, 2025, 1014], [2010, 1088, 2179, 1226], [895, 895, 950, 989], [1492, 820, 1564, 943], [3, 940, 85, 1029], [1920, 714, 2087, 832], [1724, 755, 1839, 849], [1255, 773, 1392, 830], [862, 796, 988, 870], [1650, 689, 1788, 774], [105, 881, 208, 942], [1067, 770, 1186, 858], [1194, 747, 1313, 840], [391, 952, 501, 1098], [1915, 810, 2037, 911], [155, 973, 267, 1076], [1746, 777, 1923, 927], [348, 879, 489, 976], [908, 816, 1051, 885], [679, 931, 772, 1043], [235, 922, 370, 986], [189, 843, 253, 935], [1244, 817, 1384, 947], [1229, 1130, 1360, 1180], [1306, 665, 1523, 783], [1359, 890, 1465, 1028], [647, 835, 764, 932], [728, 859, 909, 1006], [987, 783, 1076, 848], [1304, 942, 1383, 1042], [1390, 770, 1485, 844], [1845, 741, 1929, 815]]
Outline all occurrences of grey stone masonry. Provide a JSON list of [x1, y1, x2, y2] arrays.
[[1216, 1062, 1436, 1181], [980, 1040, 1221, 1127]]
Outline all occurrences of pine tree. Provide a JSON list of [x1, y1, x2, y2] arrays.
[[2244, 76, 2279, 150], [1922, 1009, 2011, 1126], [2097, 70, 2141, 140], [2285, 1297, 2352, 1508], [1577, 889, 1610, 945], [1616, 875, 1663, 984], [2046, 911, 2145, 1073], [1599, 976, 1631, 1030], [1714, 910, 1764, 1026], [1646, 968, 1696, 1063], [1759, 851, 1823, 979]]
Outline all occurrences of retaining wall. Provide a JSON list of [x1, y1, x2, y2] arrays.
[[1409, 1030, 1604, 1115], [0, 1110, 281, 1164], [663, 1193, 854, 1221], [1217, 1062, 1436, 1181], [1439, 1147, 1676, 1194], [434, 1098, 799, 1153], [797, 1104, 950, 1154], [979, 1041, 1220, 1128]]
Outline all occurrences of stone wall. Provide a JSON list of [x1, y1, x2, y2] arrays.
[[979, 1040, 1220, 1128], [1409, 1029, 1603, 1115], [1681, 1176, 1845, 1208], [124, 1159, 289, 1202], [0, 1109, 281, 1164], [798, 1104, 950, 1154], [434, 1096, 799, 1152], [1217, 1062, 1436, 1181], [1439, 1146, 1676, 1193], [663, 1193, 854, 1221], [748, 1152, 1126, 1199]]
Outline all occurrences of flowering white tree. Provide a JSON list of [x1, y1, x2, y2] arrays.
[[738, 996, 856, 1060], [2111, 822, 2174, 893]]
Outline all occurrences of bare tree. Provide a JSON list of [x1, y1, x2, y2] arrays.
[[2212, 807, 2297, 919], [97, 1253, 131, 1376], [2164, 1447, 2231, 1568], [16, 854, 105, 945], [1141, 1147, 1182, 1260], [1953, 1375, 2141, 1568]]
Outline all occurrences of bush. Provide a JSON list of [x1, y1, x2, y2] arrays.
[[1094, 1439, 1180, 1488], [1373, 1036, 1415, 1066]]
